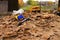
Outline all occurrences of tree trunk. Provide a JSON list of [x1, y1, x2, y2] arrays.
[[8, 0, 19, 12]]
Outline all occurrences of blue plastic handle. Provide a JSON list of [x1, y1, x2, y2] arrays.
[[18, 14, 24, 20]]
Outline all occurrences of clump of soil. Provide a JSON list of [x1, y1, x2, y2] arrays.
[[0, 13, 60, 40]]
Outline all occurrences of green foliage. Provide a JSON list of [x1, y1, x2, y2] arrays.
[[27, 0, 39, 6], [21, 5, 32, 10], [27, 0, 32, 5], [21, 0, 40, 10]]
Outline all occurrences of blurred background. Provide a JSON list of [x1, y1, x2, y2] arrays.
[[0, 0, 59, 15]]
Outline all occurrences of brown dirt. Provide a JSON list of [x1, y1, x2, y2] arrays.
[[0, 13, 60, 40]]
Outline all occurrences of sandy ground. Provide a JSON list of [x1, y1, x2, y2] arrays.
[[0, 12, 60, 40]]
